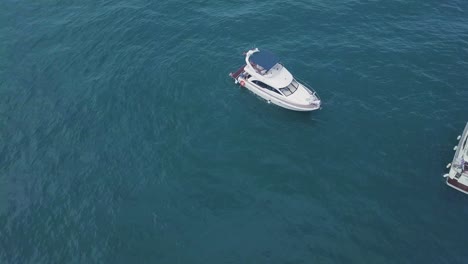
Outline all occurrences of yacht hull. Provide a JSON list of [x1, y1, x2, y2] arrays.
[[242, 80, 320, 111]]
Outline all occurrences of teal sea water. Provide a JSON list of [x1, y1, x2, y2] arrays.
[[1, 0, 468, 263]]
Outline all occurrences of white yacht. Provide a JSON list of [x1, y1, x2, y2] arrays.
[[229, 48, 321, 111], [444, 122, 468, 194]]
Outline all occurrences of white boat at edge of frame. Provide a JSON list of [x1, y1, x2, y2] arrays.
[[444, 122, 468, 194]]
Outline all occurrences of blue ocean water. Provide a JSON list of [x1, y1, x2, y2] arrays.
[[1, 0, 468, 263]]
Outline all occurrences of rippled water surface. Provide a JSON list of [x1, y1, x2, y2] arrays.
[[1, 0, 468, 263]]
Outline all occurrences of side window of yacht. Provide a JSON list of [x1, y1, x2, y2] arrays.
[[269, 87, 282, 95], [252, 81, 282, 95], [252, 80, 264, 88]]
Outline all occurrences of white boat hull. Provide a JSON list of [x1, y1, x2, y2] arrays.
[[445, 122, 468, 194], [241, 80, 320, 111]]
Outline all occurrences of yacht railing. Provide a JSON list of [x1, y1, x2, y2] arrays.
[[295, 77, 321, 102], [285, 98, 321, 110]]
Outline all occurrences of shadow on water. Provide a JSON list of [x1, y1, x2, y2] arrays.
[[272, 106, 323, 126]]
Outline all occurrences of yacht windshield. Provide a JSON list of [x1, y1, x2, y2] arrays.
[[279, 79, 299, 96]]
